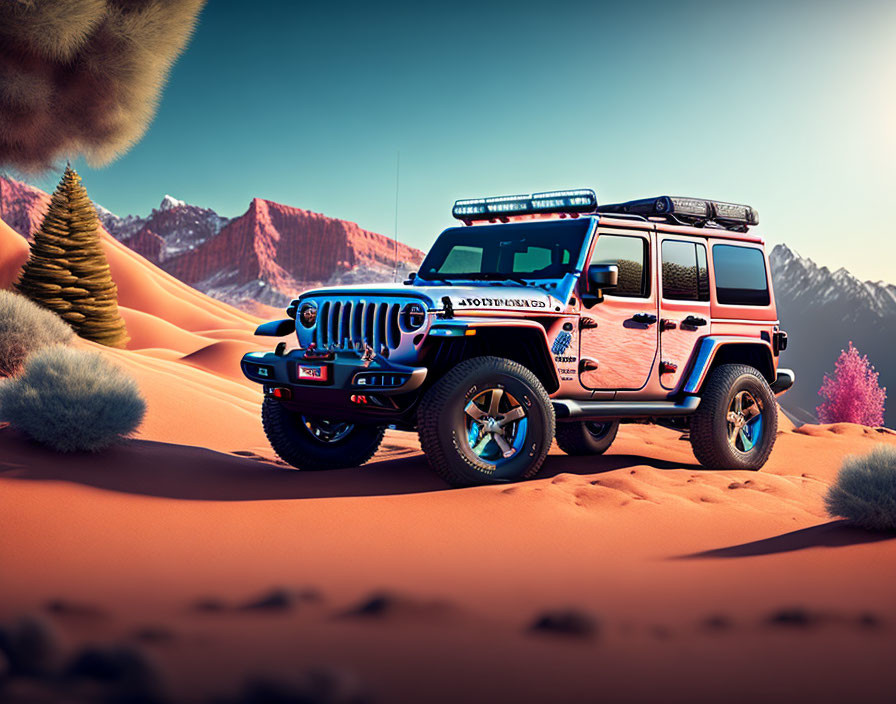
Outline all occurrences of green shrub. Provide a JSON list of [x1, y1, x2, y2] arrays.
[[0, 290, 73, 376], [0, 346, 145, 452], [825, 445, 896, 531]]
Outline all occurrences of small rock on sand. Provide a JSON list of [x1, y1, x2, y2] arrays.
[[529, 609, 600, 639]]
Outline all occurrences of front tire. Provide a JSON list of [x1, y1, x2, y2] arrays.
[[555, 420, 619, 456], [417, 356, 555, 487], [689, 364, 778, 471], [261, 398, 385, 470]]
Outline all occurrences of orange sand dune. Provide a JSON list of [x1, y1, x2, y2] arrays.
[[74, 338, 269, 453], [179, 339, 265, 382], [119, 306, 214, 355], [0, 217, 29, 289], [100, 235, 260, 333]]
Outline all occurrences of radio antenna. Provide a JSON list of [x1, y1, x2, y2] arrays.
[[393, 150, 400, 282]]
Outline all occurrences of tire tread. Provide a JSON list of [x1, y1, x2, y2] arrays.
[[689, 363, 777, 470], [555, 421, 619, 456], [417, 356, 554, 487], [262, 398, 385, 470]]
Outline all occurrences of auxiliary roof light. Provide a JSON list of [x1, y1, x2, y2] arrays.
[[452, 188, 597, 222]]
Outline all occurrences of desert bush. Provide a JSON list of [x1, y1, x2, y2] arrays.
[[0, 346, 145, 452], [0, 290, 73, 376], [66, 644, 167, 704], [825, 445, 896, 531], [0, 615, 62, 677], [817, 342, 886, 426], [529, 608, 600, 638]]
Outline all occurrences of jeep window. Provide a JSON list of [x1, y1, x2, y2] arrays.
[[712, 244, 770, 306], [661, 240, 709, 301], [589, 234, 649, 297], [513, 245, 570, 272], [418, 219, 589, 281], [439, 245, 483, 274]]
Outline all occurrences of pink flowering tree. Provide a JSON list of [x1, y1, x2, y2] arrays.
[[816, 342, 886, 426]]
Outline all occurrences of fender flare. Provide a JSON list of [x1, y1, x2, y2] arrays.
[[255, 318, 296, 336], [425, 318, 560, 392], [682, 336, 775, 394]]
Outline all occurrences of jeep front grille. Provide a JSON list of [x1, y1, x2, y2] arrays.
[[314, 298, 404, 352]]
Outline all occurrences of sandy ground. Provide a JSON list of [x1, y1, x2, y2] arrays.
[[1, 215, 895, 702], [2, 420, 895, 703]]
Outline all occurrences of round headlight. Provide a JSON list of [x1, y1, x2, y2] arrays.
[[299, 301, 318, 328], [401, 302, 426, 331]]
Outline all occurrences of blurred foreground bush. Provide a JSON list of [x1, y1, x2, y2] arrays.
[[825, 445, 896, 531], [0, 290, 73, 377], [0, 346, 145, 452]]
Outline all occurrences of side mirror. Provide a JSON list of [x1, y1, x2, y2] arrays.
[[583, 264, 618, 307], [587, 264, 618, 292], [404, 271, 417, 285]]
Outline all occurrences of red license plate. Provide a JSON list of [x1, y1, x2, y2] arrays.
[[297, 364, 329, 382]]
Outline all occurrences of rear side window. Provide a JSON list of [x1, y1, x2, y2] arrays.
[[712, 245, 770, 306], [661, 240, 709, 301], [590, 234, 649, 297]]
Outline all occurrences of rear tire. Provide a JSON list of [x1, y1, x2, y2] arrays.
[[417, 356, 555, 487], [689, 364, 777, 471], [261, 398, 385, 470], [555, 420, 619, 456]]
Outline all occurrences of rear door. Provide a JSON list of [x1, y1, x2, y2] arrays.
[[579, 229, 658, 390], [658, 236, 712, 389]]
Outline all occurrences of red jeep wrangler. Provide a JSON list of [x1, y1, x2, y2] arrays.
[[242, 190, 793, 486]]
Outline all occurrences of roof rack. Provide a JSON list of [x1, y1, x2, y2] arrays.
[[598, 196, 758, 233]]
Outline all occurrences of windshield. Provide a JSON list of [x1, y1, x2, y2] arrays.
[[418, 219, 590, 283]]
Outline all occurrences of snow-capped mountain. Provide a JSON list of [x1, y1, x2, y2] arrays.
[[771, 244, 896, 322], [163, 196, 423, 308], [770, 244, 894, 426], [97, 196, 230, 263]]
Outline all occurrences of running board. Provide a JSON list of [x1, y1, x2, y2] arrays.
[[552, 396, 701, 421]]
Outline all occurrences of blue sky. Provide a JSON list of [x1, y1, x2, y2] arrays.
[[22, 0, 896, 282]]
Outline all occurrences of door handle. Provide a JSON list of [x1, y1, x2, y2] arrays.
[[631, 313, 657, 325], [682, 315, 707, 328]]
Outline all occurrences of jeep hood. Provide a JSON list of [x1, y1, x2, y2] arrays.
[[297, 283, 562, 313]]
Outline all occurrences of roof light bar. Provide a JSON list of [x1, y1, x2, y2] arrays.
[[452, 189, 597, 222], [598, 196, 758, 229]]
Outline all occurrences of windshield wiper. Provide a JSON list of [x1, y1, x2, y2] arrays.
[[416, 275, 453, 285]]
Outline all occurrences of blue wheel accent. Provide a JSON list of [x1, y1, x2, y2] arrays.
[[726, 390, 764, 454]]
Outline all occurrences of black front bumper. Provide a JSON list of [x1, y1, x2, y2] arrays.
[[241, 349, 427, 422]]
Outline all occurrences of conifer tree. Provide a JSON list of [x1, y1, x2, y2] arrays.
[[16, 166, 129, 348]]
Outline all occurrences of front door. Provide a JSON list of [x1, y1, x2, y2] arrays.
[[579, 230, 658, 390]]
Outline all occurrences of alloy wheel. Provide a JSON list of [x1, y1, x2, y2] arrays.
[[463, 388, 529, 466], [725, 390, 763, 452]]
